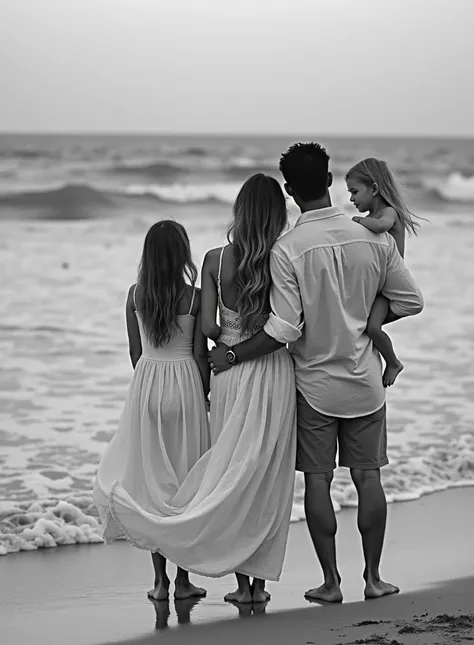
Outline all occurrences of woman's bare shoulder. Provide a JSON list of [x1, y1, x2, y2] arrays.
[[126, 283, 137, 305], [202, 247, 224, 273]]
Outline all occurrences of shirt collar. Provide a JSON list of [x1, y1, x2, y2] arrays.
[[295, 206, 343, 227]]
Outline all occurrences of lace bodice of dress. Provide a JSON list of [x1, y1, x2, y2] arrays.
[[217, 247, 268, 345]]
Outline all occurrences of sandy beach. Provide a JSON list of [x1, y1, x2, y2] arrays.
[[1, 487, 473, 645]]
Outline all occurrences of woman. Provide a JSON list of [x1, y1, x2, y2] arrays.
[[199, 173, 297, 602]]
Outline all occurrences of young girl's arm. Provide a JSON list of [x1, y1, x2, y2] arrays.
[[353, 208, 397, 233], [200, 250, 221, 342], [126, 284, 142, 368], [192, 292, 210, 397]]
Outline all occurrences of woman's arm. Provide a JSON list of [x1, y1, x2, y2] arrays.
[[193, 294, 210, 397], [200, 250, 221, 342], [126, 284, 142, 368], [353, 208, 397, 233]]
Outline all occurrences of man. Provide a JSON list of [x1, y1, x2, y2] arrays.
[[209, 142, 424, 603]]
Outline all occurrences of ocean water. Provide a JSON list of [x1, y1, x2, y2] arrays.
[[0, 133, 473, 555]]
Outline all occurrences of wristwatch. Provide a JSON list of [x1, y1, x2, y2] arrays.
[[225, 346, 238, 365]]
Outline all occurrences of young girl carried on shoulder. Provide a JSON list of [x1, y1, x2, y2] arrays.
[[346, 158, 424, 386]]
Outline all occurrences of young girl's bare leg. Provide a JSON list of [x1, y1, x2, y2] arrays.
[[252, 578, 271, 603], [148, 552, 170, 600], [224, 573, 253, 603], [366, 295, 404, 387], [174, 566, 207, 600]]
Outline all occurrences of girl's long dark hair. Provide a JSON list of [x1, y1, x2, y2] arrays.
[[227, 174, 288, 335], [136, 220, 197, 347]]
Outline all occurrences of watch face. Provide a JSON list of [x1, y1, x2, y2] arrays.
[[225, 350, 236, 364]]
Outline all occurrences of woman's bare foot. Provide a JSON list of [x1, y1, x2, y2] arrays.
[[305, 582, 343, 603], [148, 578, 170, 601], [365, 579, 400, 599], [383, 360, 404, 387], [251, 579, 271, 603], [224, 588, 253, 604], [174, 580, 207, 600], [252, 588, 271, 603]]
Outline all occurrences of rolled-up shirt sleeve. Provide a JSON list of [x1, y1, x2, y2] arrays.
[[263, 248, 304, 343], [381, 235, 424, 317]]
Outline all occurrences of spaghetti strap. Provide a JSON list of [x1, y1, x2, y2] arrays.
[[133, 284, 138, 312], [188, 286, 196, 315], [217, 246, 225, 302]]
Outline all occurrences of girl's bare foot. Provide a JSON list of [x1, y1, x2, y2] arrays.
[[174, 580, 207, 600], [224, 588, 253, 604], [148, 578, 170, 601], [305, 582, 343, 603], [383, 360, 404, 387], [365, 579, 400, 599]]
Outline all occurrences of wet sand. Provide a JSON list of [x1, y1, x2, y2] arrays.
[[1, 488, 473, 645]]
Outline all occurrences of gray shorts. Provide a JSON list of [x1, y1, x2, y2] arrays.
[[296, 390, 388, 473]]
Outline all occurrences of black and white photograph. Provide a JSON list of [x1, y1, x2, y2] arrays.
[[1, 1, 473, 643]]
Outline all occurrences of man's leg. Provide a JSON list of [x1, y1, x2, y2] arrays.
[[341, 405, 399, 599], [350, 468, 398, 597], [296, 391, 342, 602], [304, 471, 343, 602]]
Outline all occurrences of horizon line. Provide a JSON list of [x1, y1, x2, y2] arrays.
[[0, 130, 473, 140]]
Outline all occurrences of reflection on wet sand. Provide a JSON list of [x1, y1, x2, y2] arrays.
[[227, 600, 270, 618], [150, 596, 269, 629], [151, 597, 204, 630]]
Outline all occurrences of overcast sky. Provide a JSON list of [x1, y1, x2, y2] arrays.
[[1, 0, 473, 136]]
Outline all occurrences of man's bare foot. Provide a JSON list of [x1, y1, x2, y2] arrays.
[[305, 582, 343, 603], [365, 579, 400, 599], [174, 580, 207, 600], [224, 588, 253, 604], [148, 579, 170, 601], [383, 360, 404, 387]]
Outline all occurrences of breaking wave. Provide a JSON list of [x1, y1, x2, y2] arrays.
[[424, 172, 474, 204], [1, 172, 473, 222], [0, 184, 115, 219]]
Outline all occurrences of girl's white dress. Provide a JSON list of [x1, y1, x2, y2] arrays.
[[94, 258, 297, 582]]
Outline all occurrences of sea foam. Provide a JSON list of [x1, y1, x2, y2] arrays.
[[1, 434, 473, 555]]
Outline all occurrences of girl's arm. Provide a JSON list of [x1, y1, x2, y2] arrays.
[[192, 293, 210, 397], [126, 284, 142, 368], [353, 208, 397, 233], [200, 250, 221, 342]]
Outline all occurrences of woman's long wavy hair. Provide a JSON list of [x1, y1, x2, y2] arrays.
[[136, 220, 197, 347], [346, 158, 425, 235], [227, 173, 288, 335]]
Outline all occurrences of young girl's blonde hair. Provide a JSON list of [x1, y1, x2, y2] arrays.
[[346, 158, 424, 235]]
